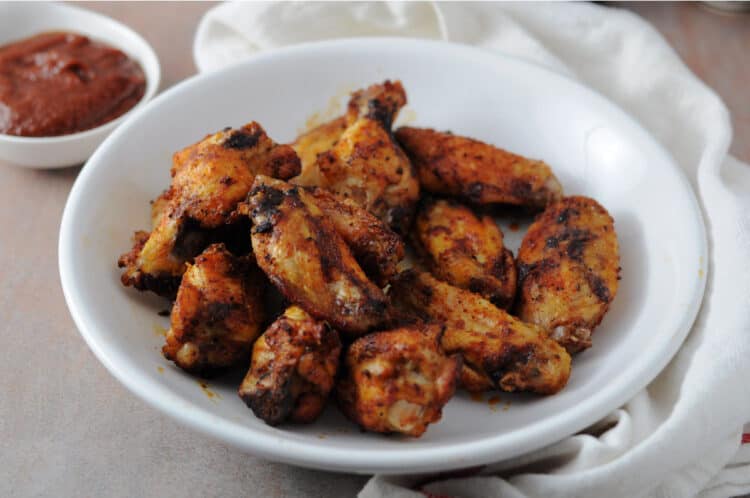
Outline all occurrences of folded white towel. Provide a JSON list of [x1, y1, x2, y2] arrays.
[[194, 3, 750, 497]]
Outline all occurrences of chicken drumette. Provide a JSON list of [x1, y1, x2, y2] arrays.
[[390, 271, 571, 394], [245, 175, 389, 336], [292, 80, 419, 233], [162, 243, 266, 373], [516, 196, 620, 353], [414, 198, 517, 309], [118, 122, 300, 298], [337, 323, 460, 437], [238, 306, 341, 425], [395, 127, 562, 209]]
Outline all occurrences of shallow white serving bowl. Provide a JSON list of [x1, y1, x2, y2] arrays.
[[59, 38, 706, 475], [0, 2, 160, 169]]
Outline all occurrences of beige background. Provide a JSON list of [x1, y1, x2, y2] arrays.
[[1, 3, 747, 497]]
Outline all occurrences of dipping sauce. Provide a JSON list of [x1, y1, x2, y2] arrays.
[[0, 32, 146, 137]]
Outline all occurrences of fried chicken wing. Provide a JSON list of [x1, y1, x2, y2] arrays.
[[293, 81, 419, 233], [516, 196, 620, 353], [238, 306, 341, 425], [162, 243, 266, 373], [337, 323, 459, 437], [292, 116, 347, 185], [306, 186, 404, 286], [414, 198, 517, 309], [395, 127, 562, 208], [118, 122, 300, 298], [246, 175, 389, 336], [390, 271, 570, 394]]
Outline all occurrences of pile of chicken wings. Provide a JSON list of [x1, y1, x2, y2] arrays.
[[118, 80, 620, 438]]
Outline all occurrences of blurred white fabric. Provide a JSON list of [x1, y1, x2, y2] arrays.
[[194, 3, 750, 497]]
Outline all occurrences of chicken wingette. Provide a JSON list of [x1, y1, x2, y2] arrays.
[[245, 175, 389, 336], [337, 323, 460, 437], [305, 186, 404, 286], [395, 127, 562, 209], [414, 198, 517, 309], [292, 80, 419, 233], [162, 243, 266, 373], [118, 122, 300, 298], [390, 271, 571, 394], [238, 306, 341, 425], [516, 196, 620, 354], [292, 116, 347, 186]]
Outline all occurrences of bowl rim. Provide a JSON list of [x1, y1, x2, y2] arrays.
[[58, 36, 708, 474], [0, 2, 161, 144]]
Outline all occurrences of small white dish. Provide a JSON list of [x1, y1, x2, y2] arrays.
[[0, 2, 160, 169], [59, 38, 707, 474]]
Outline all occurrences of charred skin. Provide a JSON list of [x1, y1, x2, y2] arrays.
[[390, 271, 571, 395], [238, 306, 341, 425], [395, 127, 562, 209], [162, 243, 266, 374], [246, 175, 390, 336], [337, 323, 460, 437], [305, 186, 404, 286], [293, 80, 419, 234], [414, 198, 517, 309], [516, 196, 620, 354], [118, 122, 300, 298]]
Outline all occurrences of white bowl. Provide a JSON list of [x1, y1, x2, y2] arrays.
[[59, 38, 707, 474], [0, 2, 160, 169]]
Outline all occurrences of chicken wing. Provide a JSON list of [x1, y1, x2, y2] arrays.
[[414, 198, 517, 309], [390, 271, 571, 394], [293, 81, 419, 233], [291, 116, 347, 185], [516, 196, 620, 353], [305, 186, 404, 286], [337, 323, 459, 437], [118, 122, 300, 298], [238, 306, 341, 425], [395, 127, 562, 209], [162, 243, 266, 373], [246, 175, 389, 336]]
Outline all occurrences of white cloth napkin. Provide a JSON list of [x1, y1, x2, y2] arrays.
[[194, 3, 750, 497]]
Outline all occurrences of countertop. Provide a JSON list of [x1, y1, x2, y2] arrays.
[[1, 3, 747, 497]]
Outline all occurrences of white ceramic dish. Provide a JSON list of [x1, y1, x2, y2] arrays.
[[0, 2, 160, 169], [59, 38, 707, 475]]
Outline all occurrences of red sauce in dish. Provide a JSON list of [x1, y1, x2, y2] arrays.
[[0, 31, 146, 137]]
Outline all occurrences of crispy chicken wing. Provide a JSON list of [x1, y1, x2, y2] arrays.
[[305, 186, 404, 286], [162, 243, 266, 373], [292, 116, 347, 185], [238, 306, 341, 425], [516, 196, 620, 354], [118, 122, 300, 298], [390, 271, 571, 394], [395, 127, 562, 208], [414, 198, 517, 309], [246, 175, 389, 336], [293, 81, 419, 233], [337, 323, 459, 437]]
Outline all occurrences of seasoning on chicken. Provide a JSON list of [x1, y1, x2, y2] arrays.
[[390, 271, 571, 394], [162, 243, 266, 373], [245, 175, 389, 336], [337, 323, 460, 437], [516, 196, 620, 354], [118, 122, 300, 298], [293, 80, 419, 234], [305, 186, 404, 286], [238, 306, 341, 425], [395, 126, 562, 209], [414, 198, 517, 309]]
